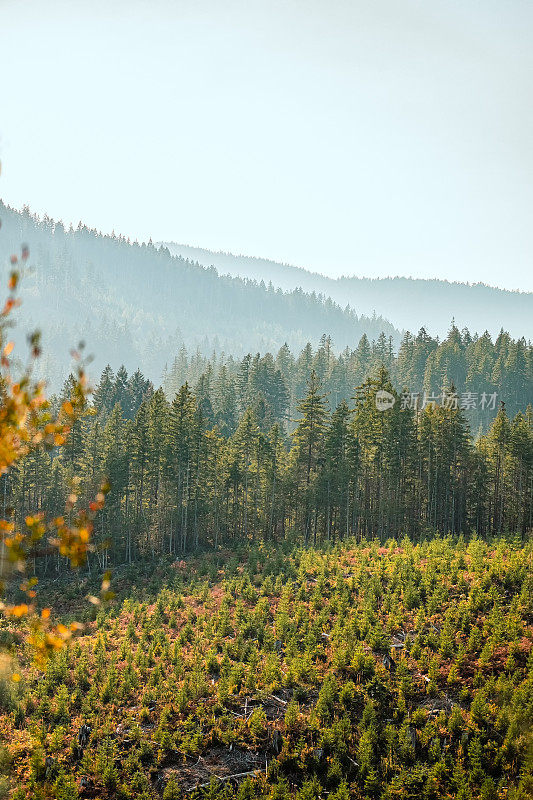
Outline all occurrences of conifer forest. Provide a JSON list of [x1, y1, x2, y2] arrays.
[[1, 3, 533, 799], [0, 341, 531, 799]]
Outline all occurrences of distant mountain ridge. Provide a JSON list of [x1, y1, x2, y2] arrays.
[[161, 243, 533, 340], [0, 202, 398, 389]]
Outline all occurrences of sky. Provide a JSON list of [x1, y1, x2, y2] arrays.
[[0, 0, 532, 290]]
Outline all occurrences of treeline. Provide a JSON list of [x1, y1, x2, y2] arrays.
[[163, 327, 532, 435], [5, 363, 532, 571], [163, 240, 533, 340], [0, 201, 397, 388]]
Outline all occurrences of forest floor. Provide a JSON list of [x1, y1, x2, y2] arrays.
[[0, 535, 532, 799]]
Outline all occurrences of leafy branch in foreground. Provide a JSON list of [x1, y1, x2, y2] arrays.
[[0, 243, 109, 668]]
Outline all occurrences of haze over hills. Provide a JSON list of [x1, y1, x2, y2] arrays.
[[0, 202, 397, 389], [2, 199, 531, 396], [162, 243, 533, 341]]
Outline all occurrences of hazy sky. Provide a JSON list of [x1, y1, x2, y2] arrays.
[[1, 0, 532, 290]]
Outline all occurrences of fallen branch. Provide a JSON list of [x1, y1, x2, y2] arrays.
[[267, 695, 287, 706], [186, 768, 261, 791]]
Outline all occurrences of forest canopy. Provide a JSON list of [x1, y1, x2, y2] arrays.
[[0, 205, 531, 800]]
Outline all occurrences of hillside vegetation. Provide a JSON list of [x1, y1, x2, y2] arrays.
[[0, 203, 396, 390], [1, 207, 532, 800], [162, 328, 533, 434], [162, 244, 533, 341], [7, 362, 532, 575], [1, 537, 531, 799]]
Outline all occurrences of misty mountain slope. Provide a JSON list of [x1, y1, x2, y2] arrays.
[[162, 243, 533, 340], [0, 202, 398, 388]]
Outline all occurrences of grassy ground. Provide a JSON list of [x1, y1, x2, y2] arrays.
[[0, 534, 532, 799]]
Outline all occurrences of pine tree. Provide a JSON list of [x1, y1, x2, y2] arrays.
[[93, 365, 115, 420], [130, 400, 150, 550], [320, 399, 352, 541], [102, 404, 128, 563], [231, 409, 259, 539], [165, 383, 196, 553], [291, 371, 329, 545], [484, 404, 511, 533], [112, 365, 130, 417]]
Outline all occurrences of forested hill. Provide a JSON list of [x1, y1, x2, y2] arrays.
[[162, 242, 533, 340], [0, 202, 397, 389]]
